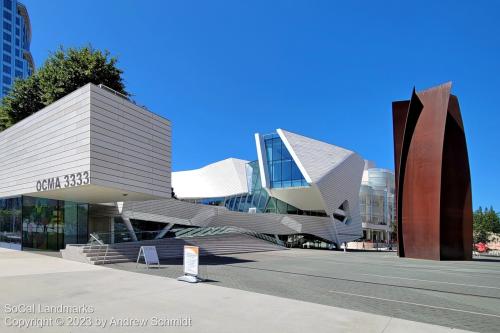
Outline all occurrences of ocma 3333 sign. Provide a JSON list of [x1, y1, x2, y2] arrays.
[[36, 171, 90, 192]]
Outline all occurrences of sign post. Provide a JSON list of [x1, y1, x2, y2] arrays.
[[177, 245, 202, 283], [136, 246, 160, 269]]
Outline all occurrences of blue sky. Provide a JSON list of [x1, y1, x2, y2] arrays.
[[23, 0, 499, 209]]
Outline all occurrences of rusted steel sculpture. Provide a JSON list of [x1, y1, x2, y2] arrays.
[[392, 82, 472, 260]]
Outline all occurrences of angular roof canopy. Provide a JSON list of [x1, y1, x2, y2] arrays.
[[172, 158, 249, 199]]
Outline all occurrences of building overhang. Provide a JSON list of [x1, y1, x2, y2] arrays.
[[24, 184, 164, 204], [267, 186, 325, 211]]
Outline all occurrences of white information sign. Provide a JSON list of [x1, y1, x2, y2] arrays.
[[183, 245, 199, 276], [136, 246, 160, 268]]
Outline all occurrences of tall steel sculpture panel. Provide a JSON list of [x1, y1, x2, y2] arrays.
[[392, 82, 472, 260]]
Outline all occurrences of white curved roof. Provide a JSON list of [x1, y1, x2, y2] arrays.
[[172, 158, 249, 199]]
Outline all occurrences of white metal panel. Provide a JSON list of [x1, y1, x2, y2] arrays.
[[254, 133, 270, 188], [0, 84, 172, 203], [88, 84, 171, 200], [0, 86, 92, 198], [122, 198, 338, 243], [278, 128, 365, 244], [278, 128, 353, 183], [172, 158, 249, 199]]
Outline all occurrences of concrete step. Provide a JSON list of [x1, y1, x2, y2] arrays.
[[63, 233, 287, 265]]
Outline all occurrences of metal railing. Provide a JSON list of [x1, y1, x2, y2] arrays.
[[97, 84, 149, 110], [87, 233, 111, 264]]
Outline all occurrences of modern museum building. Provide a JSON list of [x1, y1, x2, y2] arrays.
[[0, 83, 392, 252]]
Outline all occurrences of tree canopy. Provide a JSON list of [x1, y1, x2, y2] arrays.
[[0, 45, 128, 131], [473, 206, 500, 243]]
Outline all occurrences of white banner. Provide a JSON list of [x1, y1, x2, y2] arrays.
[[183, 246, 199, 276]]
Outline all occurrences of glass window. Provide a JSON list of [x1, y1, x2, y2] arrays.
[[286, 204, 298, 215], [265, 198, 276, 213], [276, 200, 287, 214], [3, 10, 11, 21], [3, 32, 10, 42], [15, 59, 22, 68], [272, 138, 282, 160], [3, 43, 10, 52], [0, 197, 22, 250], [15, 16, 19, 25], [3, 53, 10, 62], [3, 0, 12, 9], [282, 160, 292, 181], [265, 143, 272, 161], [282, 143, 292, 159], [2, 75, 10, 84], [3, 64, 10, 73], [15, 27, 18, 35], [77, 204, 88, 243], [3, 21, 10, 31], [64, 202, 78, 245], [15, 70, 22, 78], [21, 197, 88, 251], [22, 197, 61, 250], [263, 133, 308, 189], [291, 163, 302, 180], [272, 161, 282, 182]]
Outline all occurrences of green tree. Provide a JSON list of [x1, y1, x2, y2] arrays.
[[0, 75, 43, 127], [0, 45, 128, 130], [473, 207, 488, 244], [473, 206, 500, 243], [485, 206, 500, 233]]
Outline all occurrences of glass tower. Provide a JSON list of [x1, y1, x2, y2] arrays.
[[1, 0, 33, 97]]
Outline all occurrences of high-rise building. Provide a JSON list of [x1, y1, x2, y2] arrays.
[[0, 0, 34, 97]]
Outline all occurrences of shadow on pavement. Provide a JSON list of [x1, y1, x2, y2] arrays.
[[159, 255, 256, 266]]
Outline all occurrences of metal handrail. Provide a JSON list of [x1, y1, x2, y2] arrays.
[[89, 233, 104, 245]]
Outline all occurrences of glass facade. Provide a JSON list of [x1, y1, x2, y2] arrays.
[[224, 160, 269, 213], [218, 161, 326, 216], [359, 168, 395, 226], [263, 133, 308, 188], [1, 0, 33, 98], [0, 196, 22, 249], [0, 196, 88, 251]]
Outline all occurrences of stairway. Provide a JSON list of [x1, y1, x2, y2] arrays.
[[61, 233, 287, 265]]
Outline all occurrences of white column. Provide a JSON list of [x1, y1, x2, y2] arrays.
[[122, 216, 138, 242], [154, 223, 174, 239]]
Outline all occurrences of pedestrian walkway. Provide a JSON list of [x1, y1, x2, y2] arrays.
[[0, 248, 474, 332]]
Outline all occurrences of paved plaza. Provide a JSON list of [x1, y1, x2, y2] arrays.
[[111, 249, 500, 332], [0, 248, 498, 332]]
